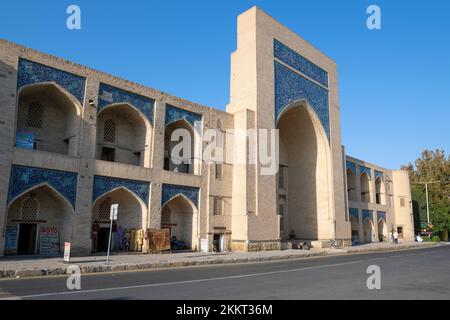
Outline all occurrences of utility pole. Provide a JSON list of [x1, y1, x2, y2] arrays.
[[412, 181, 440, 224]]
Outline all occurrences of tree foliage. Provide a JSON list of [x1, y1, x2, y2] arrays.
[[401, 150, 450, 233]]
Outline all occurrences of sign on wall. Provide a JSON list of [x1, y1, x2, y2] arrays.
[[5, 227, 18, 255], [15, 131, 35, 150], [40, 227, 60, 256]]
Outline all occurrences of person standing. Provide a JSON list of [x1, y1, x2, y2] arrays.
[[393, 230, 399, 244], [116, 226, 124, 251]]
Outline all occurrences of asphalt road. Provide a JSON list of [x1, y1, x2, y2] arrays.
[[0, 245, 449, 300]]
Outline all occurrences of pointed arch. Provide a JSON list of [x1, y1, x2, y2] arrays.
[[162, 193, 197, 211], [92, 186, 148, 209], [97, 102, 153, 132], [7, 182, 75, 211]]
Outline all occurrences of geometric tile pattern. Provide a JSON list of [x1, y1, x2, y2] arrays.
[[17, 58, 86, 104], [8, 165, 78, 209], [92, 175, 150, 207], [165, 104, 202, 128], [162, 184, 199, 209], [274, 62, 330, 142], [97, 83, 154, 124], [274, 39, 328, 87]]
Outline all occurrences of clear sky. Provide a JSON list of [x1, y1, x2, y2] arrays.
[[1, 0, 449, 169]]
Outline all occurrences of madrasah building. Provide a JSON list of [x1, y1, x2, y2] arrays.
[[0, 7, 414, 256]]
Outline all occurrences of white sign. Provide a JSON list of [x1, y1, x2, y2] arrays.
[[200, 238, 209, 253], [64, 242, 71, 263], [110, 204, 119, 221]]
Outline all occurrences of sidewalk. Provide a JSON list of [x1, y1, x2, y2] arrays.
[[0, 242, 441, 279]]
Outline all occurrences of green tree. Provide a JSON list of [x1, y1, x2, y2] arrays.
[[401, 150, 450, 235]]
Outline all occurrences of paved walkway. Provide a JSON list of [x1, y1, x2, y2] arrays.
[[0, 242, 440, 278]]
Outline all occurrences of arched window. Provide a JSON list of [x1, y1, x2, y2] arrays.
[[21, 196, 39, 220], [98, 199, 111, 221], [103, 119, 117, 143], [26, 101, 44, 128]]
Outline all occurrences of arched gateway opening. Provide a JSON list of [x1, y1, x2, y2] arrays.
[[277, 101, 331, 241], [92, 188, 146, 253], [6, 184, 74, 255], [161, 195, 197, 250]]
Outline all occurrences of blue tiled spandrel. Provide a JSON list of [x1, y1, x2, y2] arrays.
[[165, 104, 202, 128], [162, 184, 199, 209], [349, 208, 359, 222], [375, 170, 384, 181], [93, 176, 150, 206], [274, 39, 328, 88], [8, 165, 78, 209], [98, 83, 154, 124], [362, 209, 373, 223], [360, 166, 372, 179], [275, 62, 330, 142], [346, 161, 356, 174], [377, 211, 387, 223], [17, 58, 86, 104]]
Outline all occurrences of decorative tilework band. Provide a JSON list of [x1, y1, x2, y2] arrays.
[[165, 104, 202, 129], [97, 83, 154, 124], [17, 58, 86, 104], [162, 184, 199, 209], [274, 62, 330, 142], [274, 39, 328, 88], [8, 165, 78, 209], [93, 175, 150, 206]]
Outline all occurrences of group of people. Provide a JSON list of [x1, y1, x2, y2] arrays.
[[389, 230, 400, 244], [91, 223, 146, 253]]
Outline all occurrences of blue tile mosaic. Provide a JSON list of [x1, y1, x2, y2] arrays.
[[375, 170, 384, 181], [17, 58, 86, 104], [362, 209, 373, 223], [93, 175, 150, 206], [165, 104, 202, 129], [349, 208, 359, 222], [360, 166, 372, 179], [274, 62, 330, 142], [162, 184, 199, 209], [346, 161, 356, 174], [274, 39, 328, 88], [377, 211, 387, 223], [97, 83, 154, 124], [8, 165, 78, 209]]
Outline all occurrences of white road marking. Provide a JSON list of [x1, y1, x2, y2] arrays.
[[4, 259, 366, 299]]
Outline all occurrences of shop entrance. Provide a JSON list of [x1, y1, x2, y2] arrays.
[[18, 223, 37, 255], [97, 228, 110, 252]]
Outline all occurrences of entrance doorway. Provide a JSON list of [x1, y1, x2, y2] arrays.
[[18, 223, 37, 255], [97, 228, 110, 252]]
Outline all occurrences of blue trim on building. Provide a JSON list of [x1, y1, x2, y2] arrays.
[[360, 166, 372, 179], [274, 62, 330, 142], [165, 104, 202, 128], [375, 170, 384, 181], [349, 208, 359, 222], [8, 165, 78, 209], [346, 161, 356, 174], [274, 39, 328, 88], [97, 83, 154, 124], [362, 209, 373, 223], [92, 175, 150, 206], [162, 184, 199, 209], [17, 58, 86, 104], [377, 211, 387, 223]]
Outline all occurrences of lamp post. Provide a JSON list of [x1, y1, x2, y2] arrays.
[[412, 181, 441, 224]]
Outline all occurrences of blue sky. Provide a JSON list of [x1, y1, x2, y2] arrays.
[[1, 0, 449, 169]]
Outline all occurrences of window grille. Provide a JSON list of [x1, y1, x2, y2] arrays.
[[103, 119, 116, 142], [26, 102, 44, 128], [21, 197, 39, 220]]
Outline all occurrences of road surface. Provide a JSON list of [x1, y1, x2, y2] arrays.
[[0, 245, 449, 300]]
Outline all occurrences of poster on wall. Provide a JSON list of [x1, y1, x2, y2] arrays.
[[15, 130, 35, 150], [40, 227, 60, 256], [5, 227, 18, 255]]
